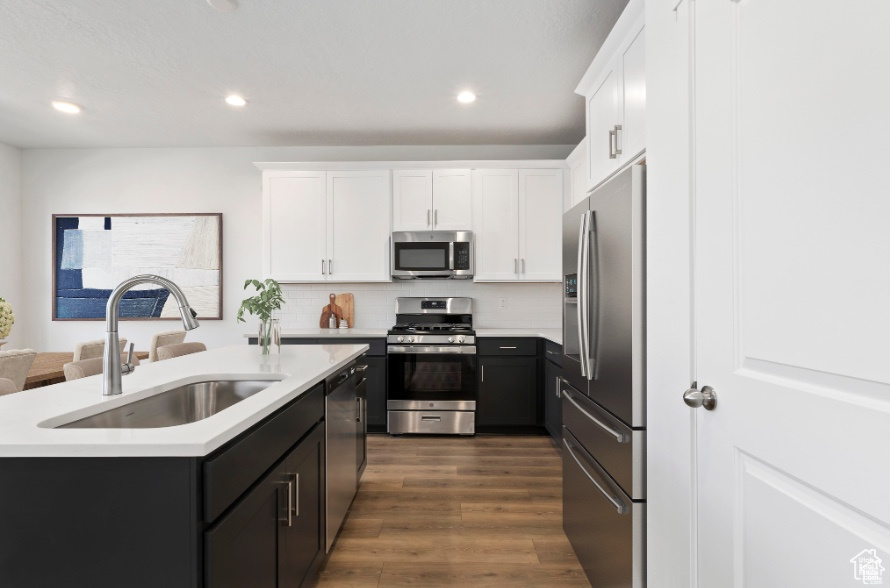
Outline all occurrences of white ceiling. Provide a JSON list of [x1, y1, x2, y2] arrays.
[[0, 0, 628, 148]]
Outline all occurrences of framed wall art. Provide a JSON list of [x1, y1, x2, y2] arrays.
[[52, 213, 223, 320]]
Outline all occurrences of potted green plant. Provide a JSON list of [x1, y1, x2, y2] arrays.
[[236, 279, 285, 355]]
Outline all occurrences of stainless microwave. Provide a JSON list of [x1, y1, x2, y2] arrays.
[[391, 231, 474, 279]]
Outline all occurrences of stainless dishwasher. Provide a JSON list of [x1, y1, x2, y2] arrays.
[[325, 361, 358, 552]]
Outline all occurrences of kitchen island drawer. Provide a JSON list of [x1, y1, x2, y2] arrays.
[[478, 337, 537, 356], [203, 384, 324, 523]]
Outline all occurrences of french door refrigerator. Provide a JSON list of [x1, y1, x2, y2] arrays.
[[562, 163, 646, 587]]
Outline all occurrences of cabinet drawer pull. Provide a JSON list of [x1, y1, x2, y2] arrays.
[[421, 415, 441, 422], [499, 346, 517, 349]]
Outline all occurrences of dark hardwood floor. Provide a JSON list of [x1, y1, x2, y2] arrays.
[[311, 434, 590, 587]]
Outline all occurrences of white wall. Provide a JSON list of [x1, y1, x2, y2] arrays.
[[20, 145, 569, 352], [0, 142, 23, 348]]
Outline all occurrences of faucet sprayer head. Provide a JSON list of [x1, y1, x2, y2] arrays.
[[180, 306, 200, 330]]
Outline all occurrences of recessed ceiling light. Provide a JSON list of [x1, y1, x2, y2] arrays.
[[457, 91, 476, 104], [225, 95, 247, 107], [52, 100, 81, 114]]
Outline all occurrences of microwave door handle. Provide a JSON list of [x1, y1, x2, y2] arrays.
[[449, 242, 455, 270], [577, 211, 590, 378]]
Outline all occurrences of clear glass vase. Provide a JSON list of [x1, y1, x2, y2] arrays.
[[258, 318, 281, 355]]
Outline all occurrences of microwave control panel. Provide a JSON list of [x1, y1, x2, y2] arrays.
[[565, 274, 578, 301], [454, 243, 471, 270]]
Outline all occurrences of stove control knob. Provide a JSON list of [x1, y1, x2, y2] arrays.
[[397, 336, 404, 343], [407, 337, 415, 343], [448, 336, 455, 343], [457, 336, 465, 344]]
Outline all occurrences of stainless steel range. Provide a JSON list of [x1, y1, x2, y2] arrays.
[[386, 297, 477, 435]]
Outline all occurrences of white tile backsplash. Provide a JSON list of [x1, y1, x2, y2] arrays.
[[279, 281, 562, 329]]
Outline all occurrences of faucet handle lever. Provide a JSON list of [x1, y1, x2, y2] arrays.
[[121, 342, 137, 376], [125, 342, 135, 365]]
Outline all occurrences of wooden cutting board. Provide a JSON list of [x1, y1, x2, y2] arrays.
[[335, 293, 354, 328], [319, 293, 343, 328]]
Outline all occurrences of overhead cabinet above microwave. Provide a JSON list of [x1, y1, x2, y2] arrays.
[[262, 170, 392, 282], [392, 169, 472, 232]]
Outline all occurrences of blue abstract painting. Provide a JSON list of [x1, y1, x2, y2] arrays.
[[53, 214, 222, 320]]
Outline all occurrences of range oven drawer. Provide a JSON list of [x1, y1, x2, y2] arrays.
[[562, 380, 645, 499], [388, 410, 475, 435], [563, 427, 645, 588]]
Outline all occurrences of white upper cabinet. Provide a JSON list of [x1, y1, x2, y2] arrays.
[[263, 171, 327, 282], [518, 169, 563, 281], [262, 169, 391, 283], [576, 0, 645, 189], [473, 168, 562, 282], [392, 168, 472, 231], [327, 170, 392, 282], [566, 138, 590, 209]]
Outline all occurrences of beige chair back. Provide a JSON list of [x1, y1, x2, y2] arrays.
[[0, 377, 18, 396], [63, 354, 141, 381], [156, 342, 206, 361], [148, 331, 186, 361], [74, 338, 127, 361], [0, 349, 37, 392]]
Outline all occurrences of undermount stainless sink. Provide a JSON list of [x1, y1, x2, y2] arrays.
[[59, 380, 275, 429]]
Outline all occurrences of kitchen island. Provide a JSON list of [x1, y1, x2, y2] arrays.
[[0, 344, 368, 588]]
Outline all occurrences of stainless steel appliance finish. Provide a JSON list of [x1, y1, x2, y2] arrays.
[[391, 231, 474, 279], [325, 362, 358, 553], [387, 297, 477, 435], [59, 380, 275, 429], [562, 164, 646, 587]]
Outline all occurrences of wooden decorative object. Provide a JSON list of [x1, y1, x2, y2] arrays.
[[319, 293, 343, 328], [334, 293, 354, 328]]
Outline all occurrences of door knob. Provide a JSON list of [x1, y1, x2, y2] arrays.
[[683, 384, 717, 410]]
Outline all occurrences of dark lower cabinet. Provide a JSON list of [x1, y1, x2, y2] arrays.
[[477, 351, 540, 432], [544, 354, 564, 444]]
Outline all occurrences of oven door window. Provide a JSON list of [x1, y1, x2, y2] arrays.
[[393, 243, 450, 271], [389, 354, 476, 402]]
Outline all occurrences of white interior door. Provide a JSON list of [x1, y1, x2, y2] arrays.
[[432, 168, 472, 230], [518, 169, 562, 281], [694, 1, 890, 587], [327, 170, 392, 282], [263, 171, 327, 282], [392, 169, 433, 231]]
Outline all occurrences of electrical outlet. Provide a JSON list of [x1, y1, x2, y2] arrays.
[[499, 298, 508, 309]]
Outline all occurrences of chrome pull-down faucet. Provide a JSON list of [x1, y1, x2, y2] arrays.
[[103, 275, 200, 396]]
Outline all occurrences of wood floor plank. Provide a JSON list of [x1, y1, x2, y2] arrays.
[[377, 562, 591, 587], [312, 434, 586, 586]]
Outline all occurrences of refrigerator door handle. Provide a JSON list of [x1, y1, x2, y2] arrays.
[[588, 211, 600, 380], [563, 436, 627, 515], [577, 212, 590, 378]]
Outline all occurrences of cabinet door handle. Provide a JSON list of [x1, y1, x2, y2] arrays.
[[514, 258, 519, 273], [277, 479, 293, 526], [328, 259, 333, 275], [556, 376, 561, 398], [521, 258, 526, 274], [434, 209, 438, 226], [321, 259, 326, 275], [608, 128, 617, 159], [614, 124, 623, 156], [356, 396, 362, 422], [427, 209, 431, 227], [481, 365, 484, 382], [292, 473, 299, 518]]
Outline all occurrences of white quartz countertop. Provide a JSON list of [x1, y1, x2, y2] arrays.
[[244, 328, 561, 344], [244, 328, 389, 338], [475, 328, 562, 345], [0, 344, 368, 458]]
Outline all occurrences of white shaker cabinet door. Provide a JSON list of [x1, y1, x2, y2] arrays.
[[327, 170, 392, 282], [392, 169, 433, 231], [587, 67, 621, 188], [619, 24, 646, 164], [518, 169, 563, 281], [432, 169, 472, 231], [263, 171, 327, 282], [472, 169, 519, 281]]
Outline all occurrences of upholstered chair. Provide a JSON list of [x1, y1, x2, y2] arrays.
[[73, 338, 128, 361], [148, 330, 187, 362], [0, 349, 37, 392], [156, 342, 206, 361], [0, 377, 18, 396], [63, 354, 141, 381]]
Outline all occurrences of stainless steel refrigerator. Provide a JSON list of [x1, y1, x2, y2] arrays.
[[561, 163, 646, 587]]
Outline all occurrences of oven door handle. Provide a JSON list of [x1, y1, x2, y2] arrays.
[[387, 345, 477, 355]]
